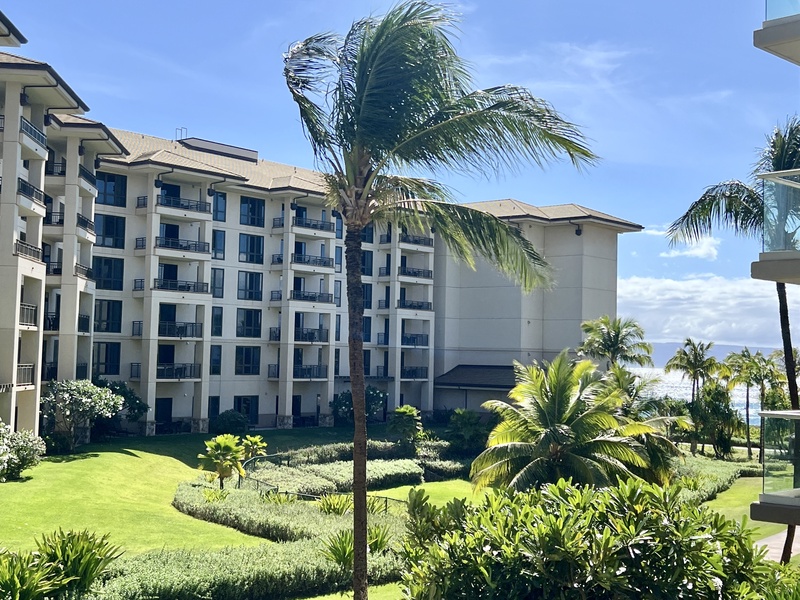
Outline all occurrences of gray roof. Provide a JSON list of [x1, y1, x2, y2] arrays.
[[434, 365, 517, 390], [0, 11, 26, 45], [0, 51, 89, 112], [465, 199, 642, 232]]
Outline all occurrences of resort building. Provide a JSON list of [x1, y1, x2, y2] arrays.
[[0, 9, 641, 436]]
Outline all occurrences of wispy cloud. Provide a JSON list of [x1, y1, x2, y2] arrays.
[[659, 237, 720, 261]]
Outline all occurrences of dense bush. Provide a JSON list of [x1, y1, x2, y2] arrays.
[[401, 479, 794, 600], [211, 409, 248, 435], [247, 463, 337, 496], [388, 406, 422, 444], [0, 422, 46, 481], [92, 540, 401, 600], [276, 439, 413, 466], [673, 454, 753, 504], [444, 409, 494, 457], [301, 459, 423, 491], [419, 458, 471, 481], [330, 386, 387, 425]]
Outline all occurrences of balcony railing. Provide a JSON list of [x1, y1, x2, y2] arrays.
[[76, 363, 88, 380], [398, 266, 433, 279], [44, 212, 64, 226], [378, 300, 390, 309], [272, 216, 285, 228], [77, 314, 91, 333], [291, 253, 334, 268], [45, 160, 67, 176], [290, 290, 334, 303], [20, 116, 46, 147], [294, 327, 329, 342], [131, 321, 143, 336], [136, 196, 148, 208], [94, 319, 122, 333], [46, 262, 62, 276], [268, 364, 279, 378], [379, 233, 392, 244], [14, 240, 42, 261], [44, 313, 59, 331], [361, 264, 373, 276], [269, 327, 281, 341], [377, 333, 389, 345], [158, 321, 203, 338], [157, 363, 202, 379], [401, 366, 428, 379], [402, 333, 429, 346], [270, 290, 282, 301], [157, 195, 211, 213], [293, 216, 335, 232], [153, 279, 209, 293], [271, 254, 283, 265], [0, 115, 5, 130], [17, 364, 34, 385], [76, 213, 95, 233], [133, 279, 145, 291], [19, 303, 37, 326], [75, 264, 93, 279], [398, 299, 432, 310], [762, 176, 800, 251], [378, 267, 390, 277], [18, 178, 45, 206], [400, 233, 434, 246], [238, 289, 263, 301], [43, 363, 58, 381], [293, 364, 328, 379], [130, 363, 141, 379], [93, 362, 120, 376], [78, 164, 96, 186], [154, 237, 210, 253]]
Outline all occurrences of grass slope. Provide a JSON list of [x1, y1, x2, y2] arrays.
[[705, 477, 785, 540]]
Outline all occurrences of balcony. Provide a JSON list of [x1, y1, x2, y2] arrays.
[[78, 314, 91, 333], [754, 2, 800, 65], [44, 212, 64, 226], [157, 195, 211, 213], [398, 266, 433, 279], [152, 279, 209, 293], [291, 253, 334, 268], [75, 264, 93, 280], [398, 299, 433, 311], [93, 362, 120, 376], [752, 173, 800, 283], [374, 366, 393, 380], [269, 327, 281, 341], [94, 319, 122, 333], [378, 300, 390, 309], [147, 237, 211, 253], [18, 178, 46, 206], [46, 262, 62, 276], [17, 364, 34, 386], [14, 240, 42, 261], [76, 214, 95, 233], [130, 363, 141, 379], [379, 233, 392, 244], [378, 267, 390, 277], [159, 321, 203, 338], [268, 364, 279, 378], [131, 321, 143, 336], [401, 366, 428, 379], [400, 233, 434, 247], [44, 313, 59, 331], [157, 363, 202, 379], [20, 116, 46, 148], [270, 290, 282, 301], [293, 216, 335, 233], [271, 254, 283, 265], [19, 303, 37, 326], [45, 160, 67, 176], [78, 164, 96, 187], [377, 333, 389, 345], [290, 290, 334, 303], [42, 363, 57, 381], [294, 327, 329, 343], [293, 364, 328, 379], [402, 333, 429, 347]]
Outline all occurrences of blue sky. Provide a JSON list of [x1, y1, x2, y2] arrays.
[[13, 1, 800, 346]]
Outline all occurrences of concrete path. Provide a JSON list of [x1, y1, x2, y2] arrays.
[[757, 529, 800, 561]]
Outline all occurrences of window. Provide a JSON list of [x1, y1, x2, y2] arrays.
[[361, 250, 373, 276], [335, 314, 341, 342], [363, 283, 372, 309], [94, 299, 122, 333], [234, 395, 259, 424], [208, 396, 220, 419], [238, 271, 263, 301], [334, 348, 340, 376], [361, 223, 374, 244], [95, 214, 126, 248], [93, 342, 121, 375], [235, 346, 261, 375], [335, 214, 343, 239], [210, 345, 222, 375], [211, 307, 223, 336], [213, 191, 226, 222], [211, 268, 224, 298], [238, 233, 264, 264], [236, 308, 262, 337], [93, 257, 124, 290], [335, 247, 342, 273], [240, 196, 265, 227], [212, 230, 225, 260], [363, 316, 372, 343], [334, 280, 342, 307], [96, 171, 127, 207], [364, 350, 371, 376]]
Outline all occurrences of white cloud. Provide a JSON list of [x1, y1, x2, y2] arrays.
[[659, 237, 720, 261], [618, 275, 800, 347]]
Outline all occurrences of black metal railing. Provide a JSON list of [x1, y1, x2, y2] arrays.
[[293, 216, 335, 232], [75, 264, 93, 279], [44, 212, 64, 226], [271, 254, 283, 265], [131, 321, 143, 336], [133, 279, 145, 291], [78, 164, 96, 186], [153, 279, 209, 293], [77, 314, 91, 333], [294, 328, 329, 343], [130, 363, 141, 379], [291, 253, 334, 268], [17, 364, 34, 385], [379, 233, 391, 244], [272, 216, 284, 228], [159, 321, 203, 338], [402, 333, 429, 346], [154, 237, 210, 253], [43, 363, 58, 380], [237, 289, 262, 301], [44, 313, 59, 331], [401, 366, 429, 379], [400, 233, 434, 246], [94, 319, 122, 333], [93, 362, 120, 376], [76, 213, 95, 232], [157, 363, 201, 379], [378, 267, 390, 276], [157, 195, 211, 213], [0, 115, 5, 130], [46, 262, 62, 276], [398, 299, 432, 310], [19, 303, 37, 326], [20, 116, 46, 147], [270, 290, 282, 301], [377, 333, 389, 345], [399, 266, 433, 279], [14, 240, 42, 261], [269, 327, 281, 341], [17, 178, 45, 206], [136, 196, 148, 208], [378, 300, 390, 309], [268, 364, 279, 378], [135, 237, 146, 249], [293, 364, 328, 379], [290, 290, 333, 303], [76, 363, 88, 380], [45, 160, 67, 176]]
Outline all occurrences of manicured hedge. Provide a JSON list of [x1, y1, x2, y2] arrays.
[[673, 454, 753, 504], [246, 463, 337, 496], [419, 458, 471, 481], [281, 440, 413, 465], [93, 540, 401, 600], [301, 459, 424, 492]]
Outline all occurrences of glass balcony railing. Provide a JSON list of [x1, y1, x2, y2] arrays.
[[766, 0, 800, 20], [762, 176, 800, 251]]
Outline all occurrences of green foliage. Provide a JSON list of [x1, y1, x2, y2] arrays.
[[260, 490, 297, 505], [321, 529, 354, 571], [202, 488, 229, 503], [40, 380, 124, 452], [367, 524, 392, 554], [401, 479, 788, 600], [241, 435, 268, 460], [300, 459, 424, 492], [271, 439, 412, 467], [700, 381, 744, 459], [0, 422, 46, 481], [419, 459, 471, 481], [35, 528, 122, 594], [247, 463, 337, 496], [0, 549, 66, 600], [577, 315, 654, 367], [330, 386, 387, 425], [388, 406, 423, 445], [197, 434, 245, 490], [42, 432, 72, 456], [210, 409, 247, 435], [673, 454, 748, 504], [317, 493, 353, 515], [92, 377, 149, 423], [444, 409, 493, 457]]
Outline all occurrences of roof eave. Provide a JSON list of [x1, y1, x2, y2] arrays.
[[0, 11, 27, 45]]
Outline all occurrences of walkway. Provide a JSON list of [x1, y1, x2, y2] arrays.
[[758, 529, 800, 561]]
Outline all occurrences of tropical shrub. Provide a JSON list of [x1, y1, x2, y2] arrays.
[[36, 529, 122, 595], [321, 528, 354, 571], [247, 463, 337, 496], [388, 406, 422, 445], [197, 434, 245, 490], [672, 454, 747, 504], [275, 439, 412, 466], [210, 409, 247, 435], [0, 549, 65, 600], [444, 409, 493, 457], [317, 493, 353, 515], [91, 377, 149, 436], [0, 422, 46, 481], [300, 459, 423, 492], [241, 434, 268, 460], [330, 386, 387, 425], [419, 458, 471, 481], [401, 479, 790, 600]]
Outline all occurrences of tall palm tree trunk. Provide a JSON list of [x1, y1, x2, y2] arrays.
[[344, 226, 369, 599], [745, 384, 752, 461], [690, 378, 698, 455], [778, 282, 800, 564]]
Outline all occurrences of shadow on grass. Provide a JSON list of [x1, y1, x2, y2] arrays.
[[44, 453, 101, 463]]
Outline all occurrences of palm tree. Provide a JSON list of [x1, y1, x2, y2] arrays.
[[470, 351, 651, 491], [749, 352, 786, 463], [724, 349, 757, 460], [665, 338, 718, 454], [577, 315, 654, 368], [283, 3, 596, 596], [197, 434, 245, 490]]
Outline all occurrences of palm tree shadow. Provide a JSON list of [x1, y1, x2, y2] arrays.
[[44, 452, 102, 463]]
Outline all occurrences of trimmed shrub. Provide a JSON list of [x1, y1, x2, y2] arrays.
[[0, 422, 46, 481], [301, 459, 423, 492], [247, 463, 337, 496], [673, 454, 745, 504], [277, 439, 412, 466], [416, 439, 450, 461], [211, 409, 248, 435], [420, 459, 471, 481]]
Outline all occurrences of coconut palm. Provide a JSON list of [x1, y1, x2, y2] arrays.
[[577, 315, 654, 368], [724, 348, 758, 460], [197, 434, 245, 490], [284, 3, 596, 596], [665, 338, 719, 454], [470, 351, 651, 491], [749, 352, 787, 462]]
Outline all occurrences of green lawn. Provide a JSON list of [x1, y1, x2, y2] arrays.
[[375, 478, 484, 506], [705, 477, 785, 540], [308, 583, 402, 600]]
